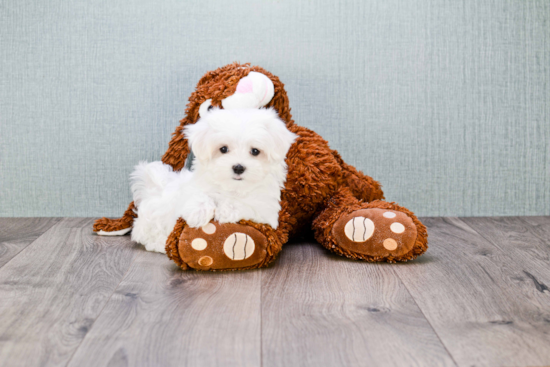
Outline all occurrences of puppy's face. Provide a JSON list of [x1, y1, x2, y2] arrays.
[[184, 108, 297, 191]]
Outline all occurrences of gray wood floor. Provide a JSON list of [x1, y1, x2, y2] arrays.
[[0, 217, 549, 367]]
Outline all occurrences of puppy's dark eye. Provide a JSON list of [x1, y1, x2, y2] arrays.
[[207, 104, 214, 111], [251, 148, 260, 156], [220, 146, 228, 154]]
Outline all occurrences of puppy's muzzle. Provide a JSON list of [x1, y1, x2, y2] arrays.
[[232, 164, 246, 175]]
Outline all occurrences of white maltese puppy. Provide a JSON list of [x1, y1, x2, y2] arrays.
[[129, 107, 297, 253]]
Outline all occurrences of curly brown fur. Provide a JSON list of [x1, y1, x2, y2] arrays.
[[165, 218, 187, 269], [331, 150, 385, 202]]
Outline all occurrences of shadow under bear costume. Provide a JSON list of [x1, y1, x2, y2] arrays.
[[93, 63, 428, 270]]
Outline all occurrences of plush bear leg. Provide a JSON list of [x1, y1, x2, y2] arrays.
[[93, 201, 137, 235], [312, 188, 428, 262], [165, 218, 288, 271]]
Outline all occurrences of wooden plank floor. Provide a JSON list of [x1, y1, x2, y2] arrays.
[[0, 217, 549, 367]]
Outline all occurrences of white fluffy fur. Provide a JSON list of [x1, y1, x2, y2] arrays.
[[130, 107, 297, 253]]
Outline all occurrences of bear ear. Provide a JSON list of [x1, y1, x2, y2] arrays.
[[222, 72, 275, 110]]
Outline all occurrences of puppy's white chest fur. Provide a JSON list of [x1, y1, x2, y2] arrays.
[[209, 178, 283, 228]]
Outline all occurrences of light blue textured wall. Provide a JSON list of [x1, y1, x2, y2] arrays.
[[1, 0, 549, 217]]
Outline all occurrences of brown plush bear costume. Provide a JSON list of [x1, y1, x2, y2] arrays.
[[93, 63, 428, 270]]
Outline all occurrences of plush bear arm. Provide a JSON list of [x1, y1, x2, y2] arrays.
[[93, 201, 137, 234]]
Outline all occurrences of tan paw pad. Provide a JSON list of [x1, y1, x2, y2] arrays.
[[202, 223, 216, 234], [344, 217, 375, 242], [390, 222, 405, 234], [383, 238, 398, 250], [223, 233, 255, 260], [198, 256, 213, 266], [191, 238, 208, 250]]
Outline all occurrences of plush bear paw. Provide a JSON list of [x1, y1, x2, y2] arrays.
[[332, 208, 417, 259], [178, 222, 268, 270]]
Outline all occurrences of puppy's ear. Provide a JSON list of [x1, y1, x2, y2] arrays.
[[198, 99, 212, 118], [262, 109, 298, 162], [183, 119, 212, 162]]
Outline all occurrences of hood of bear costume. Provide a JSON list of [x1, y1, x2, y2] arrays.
[[162, 63, 295, 171], [188, 63, 293, 127]]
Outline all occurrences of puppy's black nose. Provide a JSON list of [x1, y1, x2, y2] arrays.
[[232, 164, 246, 175]]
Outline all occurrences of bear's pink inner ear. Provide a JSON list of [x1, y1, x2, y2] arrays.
[[236, 78, 254, 94]]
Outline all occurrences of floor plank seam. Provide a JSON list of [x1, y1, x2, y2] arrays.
[[393, 269, 459, 367], [63, 240, 141, 367], [0, 218, 63, 271]]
